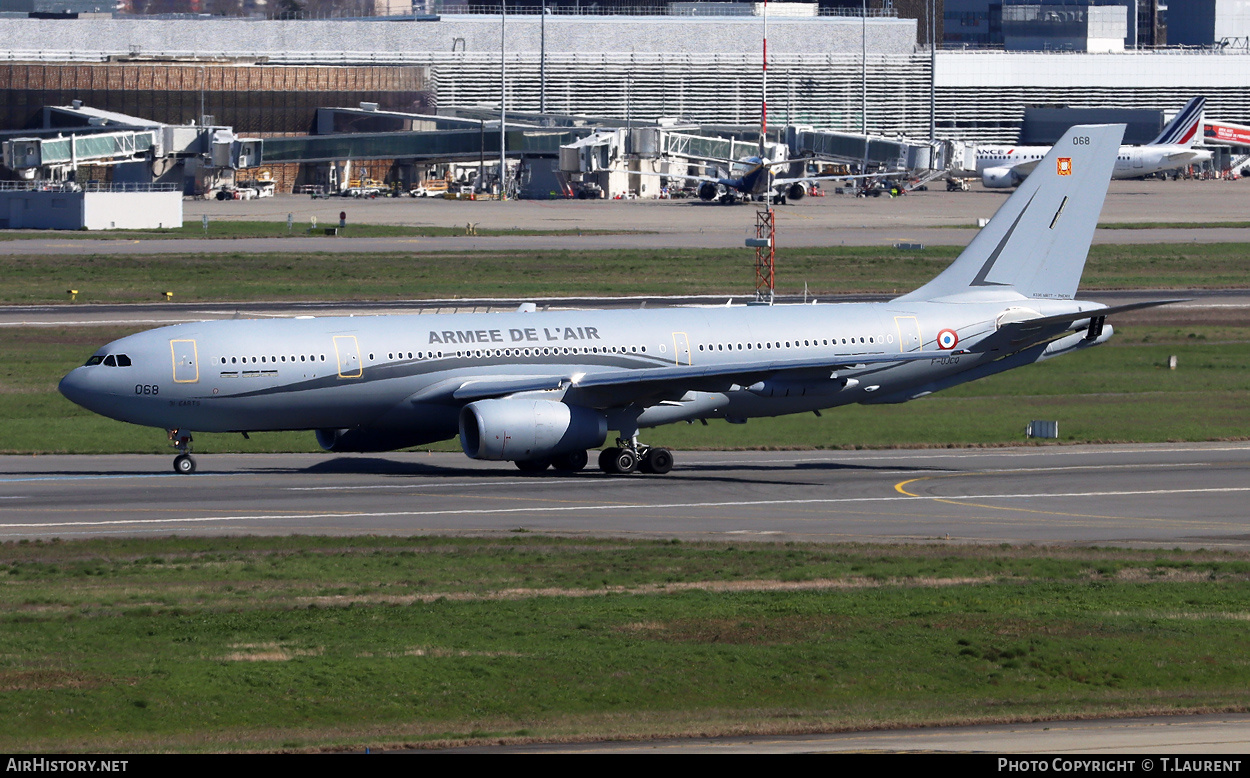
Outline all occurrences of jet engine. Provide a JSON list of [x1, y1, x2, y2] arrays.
[[316, 427, 444, 453], [982, 166, 1023, 188], [785, 182, 806, 201], [697, 182, 719, 201], [459, 398, 607, 461]]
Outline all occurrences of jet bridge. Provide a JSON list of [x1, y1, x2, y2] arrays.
[[787, 126, 940, 173], [558, 123, 946, 198], [2, 131, 158, 178]]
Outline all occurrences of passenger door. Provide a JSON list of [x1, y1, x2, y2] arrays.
[[170, 339, 199, 383], [893, 316, 922, 352], [333, 335, 363, 378], [672, 332, 692, 365]]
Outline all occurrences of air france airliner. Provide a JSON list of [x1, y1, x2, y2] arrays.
[[60, 124, 1170, 475], [976, 98, 1211, 188]]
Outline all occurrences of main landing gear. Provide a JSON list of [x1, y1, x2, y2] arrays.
[[511, 440, 676, 476], [168, 429, 196, 474], [598, 437, 674, 476]]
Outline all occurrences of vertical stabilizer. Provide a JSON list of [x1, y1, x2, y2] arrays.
[[1149, 97, 1205, 147], [896, 124, 1124, 303]]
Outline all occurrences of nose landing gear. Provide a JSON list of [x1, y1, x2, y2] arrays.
[[168, 429, 196, 474]]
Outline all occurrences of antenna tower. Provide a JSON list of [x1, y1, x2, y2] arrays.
[[755, 0, 775, 304]]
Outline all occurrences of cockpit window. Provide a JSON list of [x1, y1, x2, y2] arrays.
[[115, 354, 131, 367], [103, 355, 117, 367], [84, 355, 104, 366]]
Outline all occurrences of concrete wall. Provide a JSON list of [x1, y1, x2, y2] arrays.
[[0, 15, 918, 59], [0, 189, 182, 230]]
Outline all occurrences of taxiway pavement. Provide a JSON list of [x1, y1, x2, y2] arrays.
[[1, 179, 1247, 255]]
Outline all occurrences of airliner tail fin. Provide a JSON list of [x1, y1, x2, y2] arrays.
[[896, 124, 1125, 303]]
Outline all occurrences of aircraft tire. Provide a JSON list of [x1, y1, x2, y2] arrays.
[[641, 447, 674, 475], [611, 449, 639, 475], [598, 447, 621, 473], [514, 458, 551, 473], [551, 449, 588, 472], [173, 454, 196, 474]]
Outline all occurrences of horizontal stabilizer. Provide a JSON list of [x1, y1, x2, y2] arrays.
[[972, 299, 1186, 354]]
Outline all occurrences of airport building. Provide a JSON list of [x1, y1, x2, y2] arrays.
[[0, 9, 1247, 146], [0, 3, 1247, 205]]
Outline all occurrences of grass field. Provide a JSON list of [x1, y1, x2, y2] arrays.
[[2, 536, 1248, 752], [2, 242, 1248, 305]]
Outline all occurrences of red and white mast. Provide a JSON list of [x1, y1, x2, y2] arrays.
[[754, 0, 776, 305]]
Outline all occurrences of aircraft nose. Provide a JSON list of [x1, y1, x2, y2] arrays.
[[58, 367, 94, 409]]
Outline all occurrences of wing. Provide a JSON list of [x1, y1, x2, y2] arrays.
[[404, 349, 955, 409], [628, 168, 725, 185], [773, 170, 900, 186], [1005, 158, 1042, 177]]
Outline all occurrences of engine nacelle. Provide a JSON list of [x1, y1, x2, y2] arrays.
[[459, 399, 607, 461], [697, 182, 719, 201], [786, 182, 806, 201], [316, 427, 443, 453], [982, 166, 1023, 188]]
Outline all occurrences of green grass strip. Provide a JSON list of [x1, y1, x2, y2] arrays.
[[2, 536, 1249, 752], [2, 243, 1248, 305]]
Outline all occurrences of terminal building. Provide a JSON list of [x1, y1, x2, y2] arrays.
[[0, 2, 1247, 203], [0, 7, 1246, 144]]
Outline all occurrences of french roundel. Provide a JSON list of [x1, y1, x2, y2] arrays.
[[937, 329, 959, 350]]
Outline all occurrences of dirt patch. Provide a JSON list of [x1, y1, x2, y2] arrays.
[[217, 642, 323, 662], [293, 575, 996, 608], [0, 669, 101, 691]]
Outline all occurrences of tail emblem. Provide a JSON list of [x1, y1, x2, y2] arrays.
[[1057, 158, 1073, 176]]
